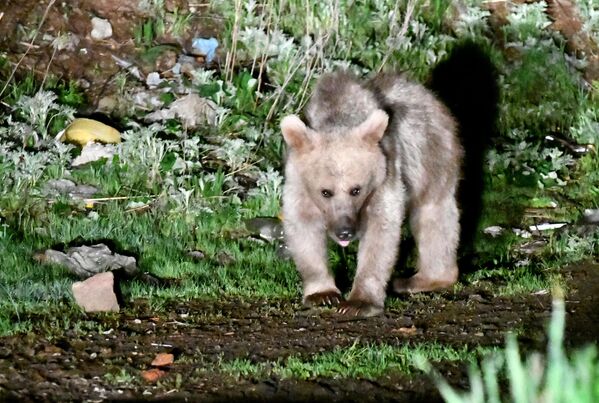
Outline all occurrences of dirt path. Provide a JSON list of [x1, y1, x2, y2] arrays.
[[0, 264, 597, 402]]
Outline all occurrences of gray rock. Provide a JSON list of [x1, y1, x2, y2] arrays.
[[583, 209, 599, 224], [43, 244, 137, 278], [145, 93, 217, 128], [244, 217, 285, 242], [146, 72, 163, 88], [187, 250, 205, 261], [44, 179, 98, 199], [45, 178, 77, 194], [72, 272, 120, 312], [91, 17, 113, 40]]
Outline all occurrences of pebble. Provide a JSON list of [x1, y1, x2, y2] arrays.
[[91, 17, 113, 40]]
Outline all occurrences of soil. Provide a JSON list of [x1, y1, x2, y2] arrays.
[[2, 0, 598, 112], [0, 0, 219, 109], [0, 263, 597, 402]]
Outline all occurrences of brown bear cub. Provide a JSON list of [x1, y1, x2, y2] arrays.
[[280, 71, 462, 317]]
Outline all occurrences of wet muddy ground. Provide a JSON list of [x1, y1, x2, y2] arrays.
[[1, 263, 597, 402]]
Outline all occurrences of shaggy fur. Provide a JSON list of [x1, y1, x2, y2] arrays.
[[281, 71, 462, 317]]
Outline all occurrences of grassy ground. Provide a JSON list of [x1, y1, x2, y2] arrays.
[[1, 0, 599, 399]]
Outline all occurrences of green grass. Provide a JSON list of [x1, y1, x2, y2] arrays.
[[418, 297, 599, 403], [216, 342, 493, 381]]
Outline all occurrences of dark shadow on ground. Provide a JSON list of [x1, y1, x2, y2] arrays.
[[428, 40, 500, 273]]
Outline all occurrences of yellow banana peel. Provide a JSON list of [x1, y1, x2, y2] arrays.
[[60, 118, 121, 146]]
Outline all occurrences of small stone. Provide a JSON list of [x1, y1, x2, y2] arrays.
[[97, 96, 118, 113], [394, 325, 418, 335], [483, 225, 504, 237], [91, 17, 113, 40], [583, 208, 599, 224], [144, 93, 218, 128], [72, 272, 120, 312], [43, 243, 137, 278], [141, 368, 166, 383], [468, 294, 485, 303], [187, 250, 205, 261], [151, 353, 174, 367], [146, 72, 163, 88], [44, 179, 76, 195]]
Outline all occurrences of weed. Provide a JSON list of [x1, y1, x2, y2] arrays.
[[417, 296, 599, 403], [104, 368, 137, 385], [217, 342, 494, 381]]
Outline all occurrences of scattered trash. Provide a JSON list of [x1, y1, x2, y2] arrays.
[[151, 353, 174, 367], [244, 217, 285, 242], [191, 37, 218, 63], [90, 17, 113, 40], [58, 118, 121, 146], [483, 225, 504, 237], [150, 343, 173, 348], [43, 179, 98, 200], [141, 368, 166, 383], [38, 243, 137, 278], [72, 142, 116, 167], [145, 93, 217, 128], [529, 222, 567, 232], [72, 272, 120, 312]]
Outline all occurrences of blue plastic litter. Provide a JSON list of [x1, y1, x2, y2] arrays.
[[192, 37, 219, 63]]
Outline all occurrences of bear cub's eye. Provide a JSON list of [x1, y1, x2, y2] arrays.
[[321, 189, 333, 198], [349, 186, 361, 196]]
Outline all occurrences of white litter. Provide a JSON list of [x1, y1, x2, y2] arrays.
[[529, 222, 567, 231]]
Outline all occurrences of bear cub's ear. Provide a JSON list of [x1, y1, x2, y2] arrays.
[[354, 110, 389, 145], [281, 115, 313, 151]]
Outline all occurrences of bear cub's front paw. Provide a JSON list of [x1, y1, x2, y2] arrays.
[[337, 299, 383, 317], [304, 291, 344, 307]]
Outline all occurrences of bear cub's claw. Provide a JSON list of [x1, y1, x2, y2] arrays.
[[304, 291, 343, 307], [337, 300, 383, 318]]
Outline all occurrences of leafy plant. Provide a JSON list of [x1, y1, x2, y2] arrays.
[[416, 296, 599, 403]]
